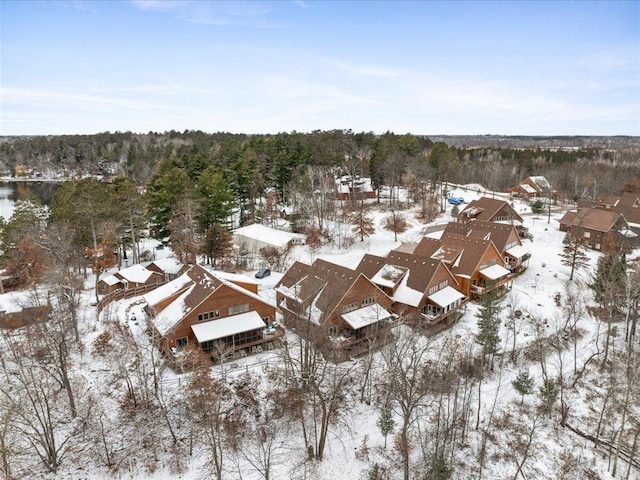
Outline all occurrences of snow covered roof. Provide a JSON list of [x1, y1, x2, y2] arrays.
[[506, 245, 529, 259], [341, 303, 393, 330], [101, 274, 122, 286], [148, 257, 184, 275], [393, 272, 427, 307], [143, 271, 193, 307], [152, 284, 195, 336], [528, 176, 552, 191], [479, 264, 511, 280], [371, 264, 408, 288], [337, 176, 375, 193], [116, 263, 156, 284], [207, 269, 259, 285], [428, 286, 466, 308], [191, 310, 266, 343], [519, 184, 537, 193], [233, 223, 305, 248]]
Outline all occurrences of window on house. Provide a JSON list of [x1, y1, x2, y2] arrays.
[[595, 243, 601, 250], [361, 297, 375, 307], [175, 337, 188, 349], [198, 310, 220, 322], [228, 303, 249, 315], [342, 302, 359, 313], [583, 231, 591, 238], [328, 326, 337, 337]]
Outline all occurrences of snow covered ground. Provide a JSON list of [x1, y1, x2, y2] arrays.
[[3, 184, 637, 480]]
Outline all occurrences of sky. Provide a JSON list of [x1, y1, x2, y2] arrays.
[[1, 0, 639, 136]]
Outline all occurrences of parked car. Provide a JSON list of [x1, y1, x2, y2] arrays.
[[255, 268, 271, 279], [447, 197, 464, 205]]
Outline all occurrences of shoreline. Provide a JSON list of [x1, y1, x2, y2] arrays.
[[0, 177, 67, 183]]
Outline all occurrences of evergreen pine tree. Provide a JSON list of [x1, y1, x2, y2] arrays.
[[377, 407, 395, 449], [538, 378, 559, 414], [512, 369, 535, 405], [475, 287, 503, 370], [559, 236, 589, 281]]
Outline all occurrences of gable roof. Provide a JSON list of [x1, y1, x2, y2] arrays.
[[618, 192, 640, 208], [559, 208, 629, 233], [147, 264, 274, 337], [525, 176, 552, 192], [147, 257, 185, 275], [356, 251, 458, 308], [414, 233, 502, 278], [386, 250, 452, 292], [459, 197, 524, 223], [101, 274, 122, 286], [277, 258, 390, 324], [115, 263, 159, 284], [233, 224, 305, 248], [443, 220, 520, 252]]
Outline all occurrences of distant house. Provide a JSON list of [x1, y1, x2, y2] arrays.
[[336, 176, 376, 201], [144, 264, 280, 360], [275, 258, 395, 361], [97, 274, 124, 295], [97, 263, 164, 295], [443, 220, 530, 273], [115, 263, 164, 289], [232, 224, 306, 256], [355, 250, 466, 327], [577, 188, 640, 234], [457, 197, 524, 224], [509, 176, 553, 199], [0, 299, 52, 329], [146, 258, 188, 282], [412, 232, 512, 299], [558, 209, 637, 251]]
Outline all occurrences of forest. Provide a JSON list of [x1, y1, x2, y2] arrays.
[[0, 130, 638, 479]]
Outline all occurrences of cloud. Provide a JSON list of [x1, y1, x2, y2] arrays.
[[1, 87, 177, 111], [129, 0, 282, 28], [334, 61, 404, 79], [88, 84, 217, 96]]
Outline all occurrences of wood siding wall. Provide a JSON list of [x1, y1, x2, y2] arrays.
[[164, 284, 275, 350]]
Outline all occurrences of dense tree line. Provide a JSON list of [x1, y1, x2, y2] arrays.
[[1, 131, 638, 205]]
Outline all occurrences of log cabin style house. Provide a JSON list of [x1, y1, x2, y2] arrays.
[[355, 250, 467, 328], [98, 263, 164, 295], [443, 220, 530, 273], [558, 208, 637, 252], [412, 232, 513, 299], [144, 264, 281, 362], [457, 196, 524, 224], [275, 258, 395, 360]]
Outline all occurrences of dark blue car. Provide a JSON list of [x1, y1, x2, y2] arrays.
[[255, 268, 271, 279]]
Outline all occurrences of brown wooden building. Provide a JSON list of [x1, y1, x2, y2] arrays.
[[144, 264, 280, 361], [356, 251, 467, 328], [146, 258, 188, 282], [509, 176, 553, 199], [443, 220, 530, 273], [558, 209, 637, 252], [275, 259, 394, 360], [576, 189, 640, 235], [458, 197, 524, 224], [413, 233, 512, 299]]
